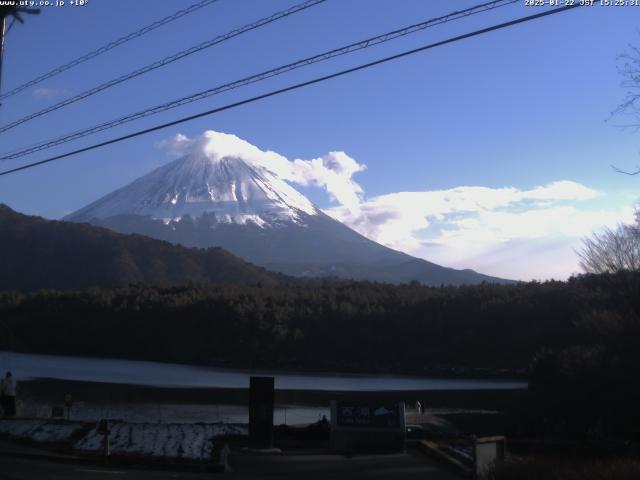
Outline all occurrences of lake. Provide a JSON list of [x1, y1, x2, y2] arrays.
[[0, 351, 525, 392]]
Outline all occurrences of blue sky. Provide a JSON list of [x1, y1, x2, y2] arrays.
[[0, 0, 638, 280]]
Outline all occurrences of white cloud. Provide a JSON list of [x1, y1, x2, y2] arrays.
[[32, 87, 71, 99], [289, 152, 366, 214], [155, 133, 196, 158], [158, 130, 635, 280], [427, 205, 636, 279], [325, 182, 607, 253], [326, 184, 634, 280]]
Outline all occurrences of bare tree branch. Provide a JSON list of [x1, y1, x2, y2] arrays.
[[578, 209, 640, 274], [611, 40, 640, 175], [611, 164, 640, 175]]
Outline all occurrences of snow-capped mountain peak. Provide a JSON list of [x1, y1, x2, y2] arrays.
[[66, 136, 318, 227]]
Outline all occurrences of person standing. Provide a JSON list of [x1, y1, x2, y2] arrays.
[[1, 372, 17, 417]]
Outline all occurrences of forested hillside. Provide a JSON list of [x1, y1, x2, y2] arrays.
[[0, 204, 284, 290], [0, 276, 618, 376]]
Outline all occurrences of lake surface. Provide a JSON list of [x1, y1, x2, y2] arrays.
[[20, 401, 499, 425], [0, 351, 525, 392]]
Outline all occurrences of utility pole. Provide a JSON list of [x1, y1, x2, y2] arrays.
[[0, 14, 6, 100], [0, 5, 40, 105]]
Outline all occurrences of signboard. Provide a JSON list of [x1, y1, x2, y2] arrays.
[[330, 400, 406, 452], [335, 402, 402, 429]]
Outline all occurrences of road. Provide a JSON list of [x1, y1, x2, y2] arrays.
[[0, 457, 214, 480], [228, 448, 459, 479], [0, 449, 460, 479]]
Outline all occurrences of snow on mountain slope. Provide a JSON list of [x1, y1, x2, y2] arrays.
[[67, 132, 317, 226]]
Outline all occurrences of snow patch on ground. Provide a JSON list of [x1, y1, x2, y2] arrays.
[[74, 421, 247, 460], [0, 419, 84, 443], [0, 419, 247, 461]]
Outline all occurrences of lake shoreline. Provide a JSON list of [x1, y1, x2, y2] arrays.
[[0, 350, 526, 392], [19, 378, 526, 411], [0, 348, 526, 381]]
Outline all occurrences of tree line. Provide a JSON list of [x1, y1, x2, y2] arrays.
[[0, 276, 619, 377]]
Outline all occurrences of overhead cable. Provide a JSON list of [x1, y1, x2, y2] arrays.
[[0, 0, 326, 134], [0, 0, 222, 101], [0, 4, 583, 177], [0, 0, 518, 160]]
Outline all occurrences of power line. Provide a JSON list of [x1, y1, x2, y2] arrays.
[[0, 4, 583, 178], [0, 0, 221, 102], [0, 0, 517, 159], [0, 0, 519, 161], [0, 0, 326, 135]]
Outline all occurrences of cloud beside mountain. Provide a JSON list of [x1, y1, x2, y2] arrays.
[[327, 183, 633, 281]]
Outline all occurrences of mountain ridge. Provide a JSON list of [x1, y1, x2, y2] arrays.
[[0, 204, 285, 291]]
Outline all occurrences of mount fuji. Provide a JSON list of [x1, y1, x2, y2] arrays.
[[65, 132, 509, 285]]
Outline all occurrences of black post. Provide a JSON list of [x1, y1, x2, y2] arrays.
[[248, 376, 274, 449], [98, 419, 110, 463]]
